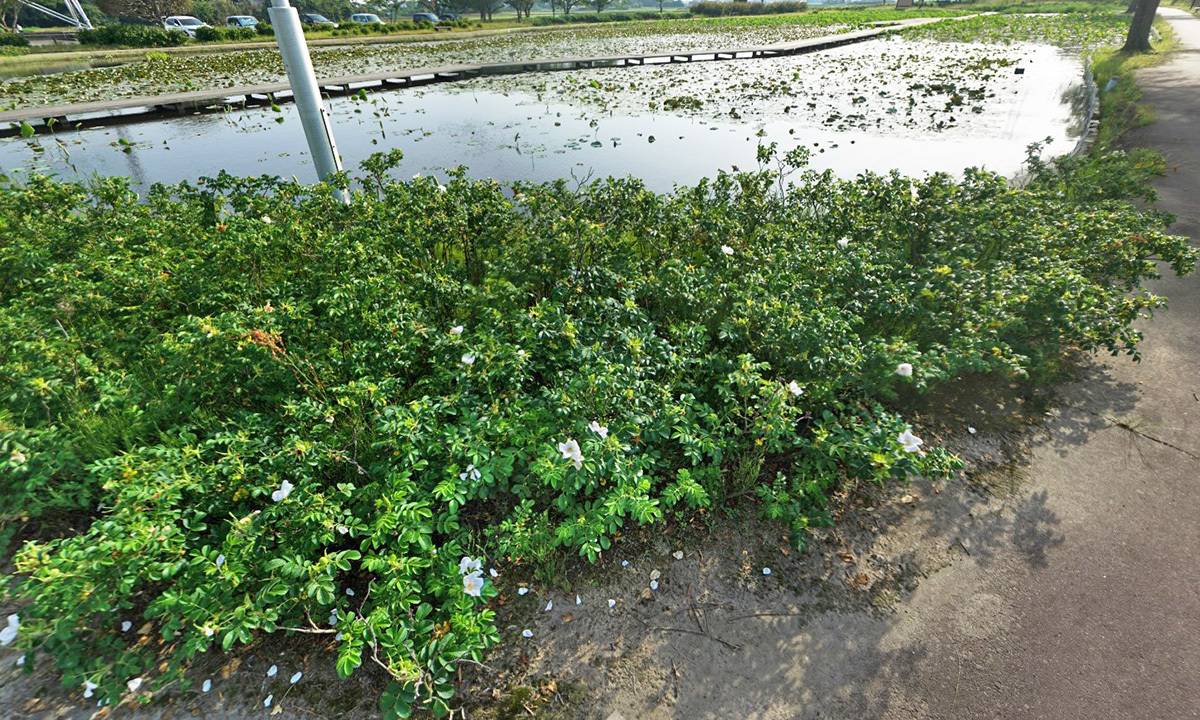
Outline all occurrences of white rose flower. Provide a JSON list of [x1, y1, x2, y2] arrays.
[[898, 429, 924, 453]]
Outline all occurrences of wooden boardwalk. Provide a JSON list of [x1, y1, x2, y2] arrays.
[[0, 20, 936, 136]]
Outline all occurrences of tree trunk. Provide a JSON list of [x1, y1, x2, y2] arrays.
[[1123, 0, 1160, 52], [1125, 0, 1137, 13]]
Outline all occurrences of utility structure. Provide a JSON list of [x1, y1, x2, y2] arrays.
[[267, 0, 348, 201], [16, 0, 93, 28]]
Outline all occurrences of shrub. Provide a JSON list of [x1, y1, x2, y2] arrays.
[[76, 24, 186, 47], [0, 148, 1193, 717], [255, 21, 274, 35], [531, 10, 676, 25], [0, 32, 30, 47], [193, 26, 258, 42], [691, 1, 808, 17]]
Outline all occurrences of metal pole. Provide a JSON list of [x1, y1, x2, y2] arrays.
[[268, 0, 348, 202]]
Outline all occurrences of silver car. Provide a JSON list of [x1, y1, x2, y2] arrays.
[[163, 15, 209, 37]]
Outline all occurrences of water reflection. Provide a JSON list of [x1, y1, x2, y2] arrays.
[[0, 42, 1086, 190]]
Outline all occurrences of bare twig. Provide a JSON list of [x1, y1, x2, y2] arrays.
[[631, 614, 740, 651], [278, 626, 338, 634], [725, 611, 806, 622], [452, 657, 494, 672]]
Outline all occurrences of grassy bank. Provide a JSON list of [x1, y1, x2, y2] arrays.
[[1089, 15, 1177, 152]]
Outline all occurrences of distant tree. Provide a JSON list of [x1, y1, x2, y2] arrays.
[[96, 0, 189, 21], [593, 0, 610, 11], [377, 0, 406, 20], [468, 0, 503, 20], [559, 0, 583, 14], [0, 0, 22, 30], [297, 0, 354, 20], [507, 0, 535, 19], [1122, 0, 1160, 52]]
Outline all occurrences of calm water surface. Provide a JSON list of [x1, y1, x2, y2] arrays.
[[0, 41, 1088, 190]]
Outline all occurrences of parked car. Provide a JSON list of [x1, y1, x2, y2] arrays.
[[162, 15, 209, 37], [350, 12, 384, 24], [226, 15, 259, 27], [412, 12, 439, 23], [298, 13, 338, 28], [438, 12, 459, 20]]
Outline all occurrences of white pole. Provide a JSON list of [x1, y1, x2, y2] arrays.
[[268, 0, 348, 202]]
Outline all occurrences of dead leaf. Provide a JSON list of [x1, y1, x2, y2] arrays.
[[847, 572, 872, 590], [220, 658, 242, 679], [271, 703, 283, 715], [561, 613, 573, 623], [137, 622, 153, 635], [838, 552, 856, 564]]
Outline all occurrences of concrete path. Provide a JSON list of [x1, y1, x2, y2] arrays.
[[841, 8, 1200, 718]]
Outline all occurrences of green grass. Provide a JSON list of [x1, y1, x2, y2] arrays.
[[1089, 15, 1178, 151]]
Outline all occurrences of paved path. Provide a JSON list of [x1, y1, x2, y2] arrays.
[[839, 8, 1200, 718]]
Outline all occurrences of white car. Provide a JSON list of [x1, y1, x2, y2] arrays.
[[350, 13, 384, 24], [162, 15, 208, 36]]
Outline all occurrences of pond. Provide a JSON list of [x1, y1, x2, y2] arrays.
[[0, 38, 1089, 190]]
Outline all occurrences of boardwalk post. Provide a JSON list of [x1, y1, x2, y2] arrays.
[[267, 0, 348, 202]]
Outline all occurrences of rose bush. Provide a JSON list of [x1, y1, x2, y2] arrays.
[[0, 146, 1192, 716]]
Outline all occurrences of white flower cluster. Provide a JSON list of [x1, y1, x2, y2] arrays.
[[557, 439, 583, 470], [459, 556, 485, 597], [0, 614, 18, 646]]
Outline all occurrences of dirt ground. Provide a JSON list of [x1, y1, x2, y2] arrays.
[[4, 9, 1200, 720]]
